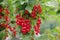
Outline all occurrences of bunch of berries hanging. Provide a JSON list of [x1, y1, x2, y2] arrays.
[[0, 2, 42, 37]]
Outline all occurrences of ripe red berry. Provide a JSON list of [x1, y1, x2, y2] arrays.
[[4, 16, 10, 22], [31, 10, 36, 18], [25, 10, 29, 14], [9, 27, 13, 31], [6, 24, 11, 29], [37, 18, 41, 27], [37, 4, 42, 13], [0, 23, 6, 28], [34, 25, 40, 35], [13, 30, 16, 36], [16, 14, 20, 18], [33, 5, 38, 12], [0, 7, 3, 13], [25, 19, 31, 24], [4, 8, 10, 14], [0, 16, 2, 18], [21, 29, 27, 34]]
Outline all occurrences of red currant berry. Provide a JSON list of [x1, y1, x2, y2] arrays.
[[25, 10, 29, 14], [33, 5, 38, 12], [0, 7, 3, 13], [4, 16, 10, 22], [0, 16, 2, 18], [31, 10, 36, 18], [37, 4, 42, 13], [4, 8, 10, 14], [16, 14, 20, 18]]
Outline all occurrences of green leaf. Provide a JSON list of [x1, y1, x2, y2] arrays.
[[0, 0, 3, 2], [57, 10, 60, 14], [0, 30, 6, 40], [48, 11, 56, 15], [25, 6, 33, 13]]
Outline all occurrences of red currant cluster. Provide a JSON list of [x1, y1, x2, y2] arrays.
[[0, 23, 16, 36], [0, 3, 42, 36], [0, 7, 10, 19], [34, 18, 41, 35], [5, 24, 16, 36], [16, 14, 31, 34], [0, 6, 3, 18], [31, 4, 42, 18], [15, 4, 42, 35]]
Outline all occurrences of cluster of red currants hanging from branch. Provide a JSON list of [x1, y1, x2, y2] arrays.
[[0, 3, 42, 36], [31, 4, 42, 18], [0, 5, 10, 19], [16, 14, 31, 34], [34, 18, 41, 35], [24, 4, 42, 19], [5, 24, 16, 36], [0, 23, 16, 36], [16, 4, 42, 35]]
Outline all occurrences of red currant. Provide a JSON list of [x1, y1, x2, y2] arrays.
[[0, 7, 3, 13], [25, 10, 29, 14], [16, 14, 20, 18], [4, 16, 10, 22], [31, 10, 36, 18], [33, 5, 38, 12], [37, 4, 42, 13], [4, 8, 10, 14], [0, 16, 2, 18]]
